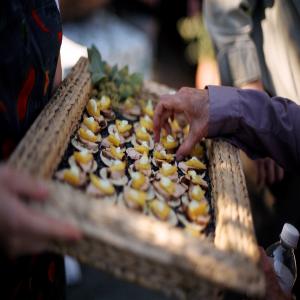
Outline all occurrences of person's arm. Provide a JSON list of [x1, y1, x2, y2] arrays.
[[208, 85, 300, 171], [204, 0, 261, 87], [153, 86, 300, 172]]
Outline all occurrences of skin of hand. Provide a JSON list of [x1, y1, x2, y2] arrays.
[[241, 80, 285, 186], [153, 87, 209, 161], [0, 164, 82, 258], [259, 248, 292, 300]]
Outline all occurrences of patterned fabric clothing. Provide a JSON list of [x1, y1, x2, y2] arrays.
[[0, 1, 65, 299]]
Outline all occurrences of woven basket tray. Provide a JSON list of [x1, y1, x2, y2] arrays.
[[9, 58, 265, 299]]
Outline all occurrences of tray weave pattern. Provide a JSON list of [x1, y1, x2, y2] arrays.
[[8, 57, 265, 299]]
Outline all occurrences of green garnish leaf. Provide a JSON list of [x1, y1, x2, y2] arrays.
[[88, 45, 106, 85]]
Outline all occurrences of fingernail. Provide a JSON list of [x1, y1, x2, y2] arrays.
[[176, 154, 183, 161]]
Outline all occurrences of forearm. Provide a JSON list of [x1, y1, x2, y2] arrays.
[[207, 86, 300, 171]]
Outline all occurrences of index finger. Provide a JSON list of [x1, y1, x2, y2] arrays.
[[153, 94, 183, 142], [18, 203, 82, 242], [1, 166, 48, 200]]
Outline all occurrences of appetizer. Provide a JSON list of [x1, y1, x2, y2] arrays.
[[129, 171, 150, 191], [72, 127, 101, 153], [178, 156, 206, 173], [153, 176, 186, 208], [132, 153, 152, 176], [180, 170, 208, 190], [122, 186, 147, 211], [161, 135, 178, 152], [120, 97, 141, 121], [140, 115, 153, 132], [108, 119, 132, 142], [86, 174, 116, 201], [126, 141, 150, 160], [142, 99, 154, 118], [99, 159, 128, 186], [56, 165, 86, 187], [100, 145, 126, 166], [156, 162, 178, 181], [97, 95, 115, 120], [101, 131, 125, 148], [86, 99, 107, 128], [178, 199, 210, 231], [68, 149, 97, 173], [148, 199, 177, 226], [81, 116, 101, 134]]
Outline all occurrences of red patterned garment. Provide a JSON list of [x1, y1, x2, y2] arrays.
[[0, 0, 65, 299]]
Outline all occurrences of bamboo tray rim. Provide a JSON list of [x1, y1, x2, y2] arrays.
[[8, 57, 265, 298]]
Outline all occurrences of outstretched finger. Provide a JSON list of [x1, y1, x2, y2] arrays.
[[153, 101, 166, 142], [18, 204, 82, 242], [2, 167, 48, 200]]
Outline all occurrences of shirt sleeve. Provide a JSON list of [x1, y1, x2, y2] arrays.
[[207, 85, 300, 171], [203, 0, 261, 87]]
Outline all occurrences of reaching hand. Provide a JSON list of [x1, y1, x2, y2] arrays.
[[153, 87, 209, 160], [0, 164, 81, 257]]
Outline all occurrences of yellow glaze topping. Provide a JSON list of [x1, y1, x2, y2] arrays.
[[159, 176, 175, 195], [83, 116, 100, 133], [136, 126, 150, 141], [134, 142, 149, 155], [107, 133, 121, 147], [153, 149, 174, 162], [190, 185, 205, 201], [143, 100, 154, 117], [109, 146, 125, 160], [183, 124, 190, 137], [98, 95, 111, 110], [127, 188, 146, 207], [185, 157, 206, 170], [63, 166, 81, 186], [116, 120, 132, 134], [79, 128, 98, 143], [161, 135, 178, 150], [170, 119, 181, 135], [187, 200, 209, 220], [188, 170, 205, 185], [136, 153, 151, 170], [149, 199, 171, 220], [90, 174, 115, 195], [74, 150, 93, 164], [160, 162, 177, 176], [131, 172, 146, 189], [110, 160, 126, 172], [140, 115, 153, 132], [86, 99, 101, 117]]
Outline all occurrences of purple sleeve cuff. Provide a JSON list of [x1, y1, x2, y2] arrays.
[[206, 85, 300, 171], [207, 85, 241, 137]]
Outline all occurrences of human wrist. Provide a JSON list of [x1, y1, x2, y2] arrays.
[[240, 80, 264, 91], [207, 85, 241, 138]]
